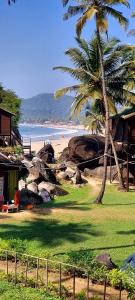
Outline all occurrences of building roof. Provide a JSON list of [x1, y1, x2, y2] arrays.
[[0, 107, 15, 116], [111, 106, 135, 120]]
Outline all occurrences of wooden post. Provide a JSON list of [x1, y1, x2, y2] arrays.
[[119, 280, 122, 300], [126, 153, 129, 192], [59, 263, 62, 298], [73, 269, 76, 300], [103, 277, 107, 300], [110, 147, 112, 184]]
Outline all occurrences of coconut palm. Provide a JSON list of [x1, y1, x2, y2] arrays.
[[8, 0, 16, 4], [61, 0, 129, 204], [128, 12, 135, 36], [54, 35, 135, 196]]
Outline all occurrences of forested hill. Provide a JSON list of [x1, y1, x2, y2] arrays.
[[21, 93, 74, 123]]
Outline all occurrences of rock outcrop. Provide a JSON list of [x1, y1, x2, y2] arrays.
[[37, 144, 55, 163]]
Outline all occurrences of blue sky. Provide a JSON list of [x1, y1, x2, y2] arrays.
[[0, 0, 134, 98]]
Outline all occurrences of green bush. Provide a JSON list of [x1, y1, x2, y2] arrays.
[[66, 249, 108, 281], [108, 268, 135, 298], [8, 238, 27, 253]]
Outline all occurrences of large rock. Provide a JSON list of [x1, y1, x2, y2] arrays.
[[71, 168, 83, 185], [38, 181, 68, 196], [37, 144, 55, 163], [20, 188, 43, 206], [60, 135, 105, 169], [27, 182, 38, 194], [38, 181, 55, 193], [30, 157, 56, 183], [96, 253, 117, 270]]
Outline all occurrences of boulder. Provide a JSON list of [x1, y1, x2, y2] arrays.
[[19, 179, 26, 191], [20, 188, 43, 207], [38, 181, 55, 193], [60, 135, 105, 169], [37, 144, 55, 163], [96, 253, 117, 270], [56, 171, 69, 181], [31, 157, 56, 183], [65, 167, 75, 179], [27, 182, 38, 194], [71, 168, 83, 185]]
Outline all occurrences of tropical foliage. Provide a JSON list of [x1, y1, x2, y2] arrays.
[[61, 0, 130, 204], [0, 85, 21, 126], [54, 35, 135, 119], [128, 12, 135, 36]]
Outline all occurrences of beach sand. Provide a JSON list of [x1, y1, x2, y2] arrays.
[[31, 137, 70, 158]]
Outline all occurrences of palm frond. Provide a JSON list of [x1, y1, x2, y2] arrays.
[[76, 7, 97, 37], [104, 6, 128, 29], [54, 84, 82, 98], [105, 0, 130, 8]]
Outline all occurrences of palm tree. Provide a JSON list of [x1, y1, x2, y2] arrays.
[[54, 35, 135, 198], [128, 12, 135, 36], [61, 0, 129, 204], [8, 0, 16, 4], [8, 0, 15, 4]]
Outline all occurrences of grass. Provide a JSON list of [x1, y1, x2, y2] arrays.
[[0, 281, 59, 300], [0, 183, 135, 266]]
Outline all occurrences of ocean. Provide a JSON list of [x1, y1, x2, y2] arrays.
[[19, 123, 85, 141]]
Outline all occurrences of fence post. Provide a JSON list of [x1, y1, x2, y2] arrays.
[[14, 252, 17, 284], [5, 250, 8, 278], [119, 280, 122, 300], [73, 268, 76, 300], [103, 277, 107, 300], [46, 259, 49, 291], [36, 258, 39, 288], [59, 263, 62, 298], [25, 258, 28, 287], [87, 273, 89, 299]]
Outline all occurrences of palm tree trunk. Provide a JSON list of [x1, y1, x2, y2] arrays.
[[94, 28, 109, 204], [109, 134, 125, 189]]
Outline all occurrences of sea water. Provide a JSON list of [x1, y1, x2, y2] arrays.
[[19, 123, 83, 141]]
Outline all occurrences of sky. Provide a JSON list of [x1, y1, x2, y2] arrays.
[[0, 0, 134, 99]]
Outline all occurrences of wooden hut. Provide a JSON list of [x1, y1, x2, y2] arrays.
[[110, 106, 135, 190], [0, 152, 20, 202], [0, 107, 14, 146]]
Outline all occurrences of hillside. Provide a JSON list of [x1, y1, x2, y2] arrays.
[[21, 93, 74, 123]]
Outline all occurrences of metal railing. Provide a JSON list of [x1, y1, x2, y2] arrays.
[[0, 249, 127, 299]]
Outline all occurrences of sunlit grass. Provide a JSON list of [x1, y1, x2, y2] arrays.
[[0, 183, 135, 266]]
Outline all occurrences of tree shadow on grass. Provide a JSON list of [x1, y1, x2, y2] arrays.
[[104, 202, 135, 206], [41, 200, 90, 211], [117, 230, 135, 235], [0, 218, 104, 248]]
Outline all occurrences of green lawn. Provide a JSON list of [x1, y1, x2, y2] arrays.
[[0, 183, 135, 266]]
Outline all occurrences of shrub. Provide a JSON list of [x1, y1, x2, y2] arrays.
[[8, 238, 27, 253], [108, 268, 135, 298], [66, 249, 108, 281]]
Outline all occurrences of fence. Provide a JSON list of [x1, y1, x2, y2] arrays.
[[0, 250, 128, 299]]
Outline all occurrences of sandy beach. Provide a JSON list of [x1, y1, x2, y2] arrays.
[[31, 137, 70, 158]]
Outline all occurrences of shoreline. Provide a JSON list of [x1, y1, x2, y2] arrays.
[[19, 121, 85, 130], [31, 137, 70, 157]]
